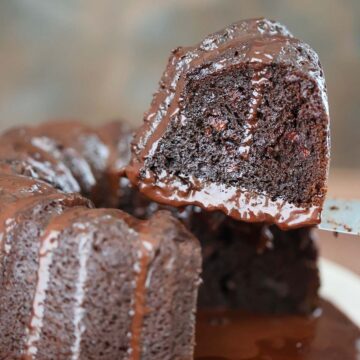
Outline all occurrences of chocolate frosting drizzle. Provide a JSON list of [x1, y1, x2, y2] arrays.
[[126, 18, 330, 230], [22, 208, 115, 359], [128, 223, 154, 360], [127, 214, 172, 360]]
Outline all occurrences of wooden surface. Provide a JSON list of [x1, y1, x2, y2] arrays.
[[317, 168, 360, 275]]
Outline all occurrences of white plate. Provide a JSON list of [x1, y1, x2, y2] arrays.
[[320, 257, 360, 327]]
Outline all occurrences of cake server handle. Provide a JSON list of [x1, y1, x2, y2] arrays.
[[318, 199, 360, 235]]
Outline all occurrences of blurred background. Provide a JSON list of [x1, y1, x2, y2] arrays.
[[0, 0, 359, 169]]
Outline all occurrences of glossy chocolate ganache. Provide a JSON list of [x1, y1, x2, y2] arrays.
[[126, 18, 330, 229]]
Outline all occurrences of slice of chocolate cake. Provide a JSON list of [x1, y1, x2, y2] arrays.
[[126, 18, 330, 229], [1, 201, 201, 359]]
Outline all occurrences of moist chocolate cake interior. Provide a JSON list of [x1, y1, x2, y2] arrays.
[[145, 61, 328, 208]]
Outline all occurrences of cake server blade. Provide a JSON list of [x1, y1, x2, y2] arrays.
[[319, 199, 360, 235]]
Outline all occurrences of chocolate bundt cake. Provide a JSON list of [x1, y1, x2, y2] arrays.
[[0, 122, 201, 360], [0, 16, 332, 359], [126, 18, 330, 229]]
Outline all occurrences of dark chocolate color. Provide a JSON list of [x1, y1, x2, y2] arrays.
[[17, 209, 200, 360], [0, 174, 91, 358], [126, 18, 330, 229], [192, 210, 320, 313], [121, 196, 320, 315], [0, 120, 134, 207], [0, 121, 201, 360]]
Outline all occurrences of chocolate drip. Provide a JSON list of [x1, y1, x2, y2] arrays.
[[128, 173, 321, 230], [128, 227, 152, 360], [128, 218, 170, 360], [23, 229, 61, 358], [23, 208, 124, 358]]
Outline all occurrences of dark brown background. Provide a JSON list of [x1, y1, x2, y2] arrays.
[[0, 0, 359, 168]]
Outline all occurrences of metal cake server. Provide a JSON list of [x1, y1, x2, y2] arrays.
[[319, 199, 360, 235]]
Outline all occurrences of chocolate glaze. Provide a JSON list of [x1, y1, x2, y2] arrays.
[[0, 189, 90, 266], [128, 221, 157, 360], [0, 173, 56, 201], [0, 179, 91, 359], [126, 173, 322, 230], [126, 18, 330, 229], [126, 211, 201, 360], [23, 207, 99, 358], [195, 299, 360, 359], [0, 174, 57, 267], [22, 207, 132, 359], [3, 201, 199, 359], [98, 120, 133, 175]]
